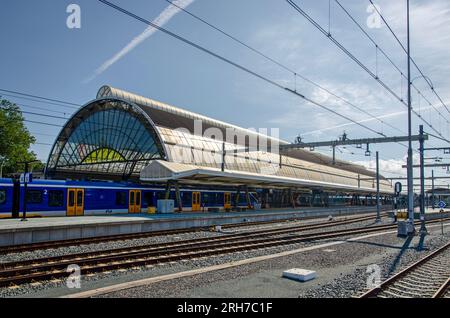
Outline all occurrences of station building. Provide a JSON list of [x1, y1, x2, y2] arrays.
[[46, 86, 393, 207]]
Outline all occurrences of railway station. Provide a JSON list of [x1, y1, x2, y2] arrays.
[[0, 86, 398, 243], [0, 0, 449, 304], [0, 86, 448, 300]]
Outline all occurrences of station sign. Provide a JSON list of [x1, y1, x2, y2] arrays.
[[19, 173, 33, 183], [394, 182, 402, 195], [438, 201, 446, 209]]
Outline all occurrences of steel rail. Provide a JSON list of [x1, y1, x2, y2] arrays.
[[0, 213, 382, 273], [360, 241, 450, 298], [432, 277, 449, 298], [0, 209, 387, 255], [0, 217, 447, 288]]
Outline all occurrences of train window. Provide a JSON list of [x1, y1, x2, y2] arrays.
[[182, 192, 191, 206], [48, 190, 64, 207], [77, 190, 83, 206], [69, 191, 75, 207], [0, 189, 5, 205], [136, 191, 141, 206], [115, 192, 127, 206], [202, 193, 209, 204], [144, 192, 154, 206], [26, 190, 42, 204]]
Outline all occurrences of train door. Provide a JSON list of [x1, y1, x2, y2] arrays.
[[67, 188, 84, 216], [128, 190, 142, 213], [192, 192, 201, 211], [224, 192, 231, 210]]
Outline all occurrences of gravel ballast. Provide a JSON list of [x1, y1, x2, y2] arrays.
[[1, 217, 447, 298], [95, 224, 450, 298]]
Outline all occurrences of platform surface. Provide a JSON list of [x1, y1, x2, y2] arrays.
[[0, 208, 333, 231], [1, 206, 448, 232], [0, 206, 446, 247]]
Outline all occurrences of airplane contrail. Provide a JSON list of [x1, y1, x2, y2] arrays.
[[84, 0, 195, 83]]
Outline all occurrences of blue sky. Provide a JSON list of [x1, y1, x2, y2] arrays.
[[1, 0, 449, 187]]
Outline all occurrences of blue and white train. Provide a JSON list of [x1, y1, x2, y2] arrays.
[[0, 178, 255, 218]]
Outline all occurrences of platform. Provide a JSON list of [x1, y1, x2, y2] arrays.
[[0, 206, 446, 247]]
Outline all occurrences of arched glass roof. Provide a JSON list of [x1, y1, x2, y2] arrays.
[[46, 99, 166, 180], [46, 86, 393, 193]]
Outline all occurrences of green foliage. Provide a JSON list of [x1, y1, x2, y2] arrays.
[[83, 148, 125, 164], [0, 97, 41, 175]]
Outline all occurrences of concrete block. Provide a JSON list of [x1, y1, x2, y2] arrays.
[[49, 229, 66, 241], [107, 226, 121, 235], [94, 225, 108, 237], [0, 233, 14, 247], [33, 230, 50, 242], [13, 231, 33, 245], [283, 268, 316, 282], [119, 224, 133, 234], [81, 226, 96, 238], [66, 227, 82, 240]]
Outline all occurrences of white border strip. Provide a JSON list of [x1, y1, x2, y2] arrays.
[[61, 223, 449, 298]]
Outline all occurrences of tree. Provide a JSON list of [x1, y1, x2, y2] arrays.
[[0, 97, 42, 176]]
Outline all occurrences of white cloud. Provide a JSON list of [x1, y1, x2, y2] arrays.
[[353, 158, 407, 177], [83, 0, 195, 83]]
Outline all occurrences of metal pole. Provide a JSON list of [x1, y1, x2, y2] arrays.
[[0, 156, 4, 179], [376, 151, 381, 222], [432, 170, 435, 210], [332, 145, 336, 165], [406, 0, 415, 234], [21, 162, 29, 222], [221, 142, 225, 172], [419, 125, 427, 233]]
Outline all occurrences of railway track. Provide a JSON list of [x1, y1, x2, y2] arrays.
[[0, 210, 388, 255], [0, 217, 447, 288], [360, 241, 450, 298]]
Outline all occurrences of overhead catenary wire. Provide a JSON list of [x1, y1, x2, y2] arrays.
[[368, 0, 450, 116], [24, 119, 63, 128], [17, 103, 75, 117], [334, 0, 450, 129], [162, 0, 427, 155], [0, 88, 81, 108], [0, 91, 80, 110], [0, 3, 421, 150], [286, 0, 450, 144], [163, 0, 406, 138], [96, 0, 385, 138], [1, 1, 442, 165]]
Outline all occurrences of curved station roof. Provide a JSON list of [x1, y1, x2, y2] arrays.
[[46, 86, 393, 194]]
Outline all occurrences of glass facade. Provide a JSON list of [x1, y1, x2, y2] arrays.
[[47, 86, 392, 193], [157, 127, 392, 192], [46, 99, 165, 179]]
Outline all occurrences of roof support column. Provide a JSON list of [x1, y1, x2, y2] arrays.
[[164, 181, 171, 200], [174, 181, 183, 213], [245, 186, 251, 209], [291, 190, 296, 209], [234, 186, 242, 210]]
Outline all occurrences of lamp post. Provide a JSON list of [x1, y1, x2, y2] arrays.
[[376, 151, 381, 222], [418, 125, 427, 234], [0, 156, 5, 178]]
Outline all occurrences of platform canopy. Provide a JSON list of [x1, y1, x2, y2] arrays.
[[140, 160, 392, 194], [46, 86, 393, 194]]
